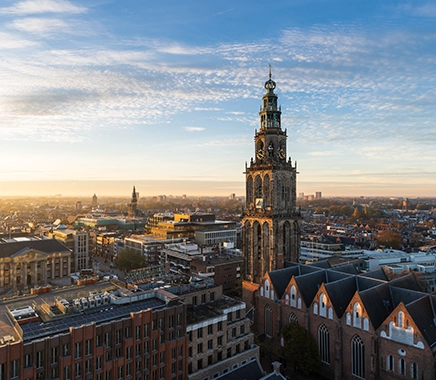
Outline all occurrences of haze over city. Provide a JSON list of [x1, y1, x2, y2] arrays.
[[0, 0, 435, 197]]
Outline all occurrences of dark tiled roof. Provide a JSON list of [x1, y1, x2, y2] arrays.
[[295, 270, 327, 307], [0, 239, 70, 258], [329, 263, 357, 275], [390, 286, 426, 307], [325, 277, 357, 318], [356, 276, 386, 291], [359, 282, 395, 329], [269, 267, 299, 299], [406, 295, 436, 348], [308, 260, 331, 269], [359, 268, 389, 281], [215, 359, 264, 380]]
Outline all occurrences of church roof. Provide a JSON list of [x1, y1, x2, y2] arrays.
[[0, 239, 71, 258], [406, 295, 436, 348], [268, 266, 299, 299], [215, 359, 264, 380]]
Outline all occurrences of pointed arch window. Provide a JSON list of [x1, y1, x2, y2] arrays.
[[290, 285, 296, 307], [318, 324, 330, 364], [353, 302, 362, 328], [265, 305, 273, 337], [410, 362, 418, 379], [289, 313, 298, 324], [320, 293, 327, 317], [246, 176, 253, 205], [399, 358, 405, 375], [387, 355, 394, 371], [352, 335, 365, 378]]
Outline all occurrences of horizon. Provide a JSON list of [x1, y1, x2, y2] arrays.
[[0, 179, 434, 199], [0, 1, 435, 197]]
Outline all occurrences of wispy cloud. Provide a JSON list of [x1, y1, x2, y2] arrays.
[[0, 0, 86, 15], [9, 17, 67, 34], [184, 127, 205, 132]]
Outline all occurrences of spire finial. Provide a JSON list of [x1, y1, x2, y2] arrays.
[[269, 64, 272, 79]]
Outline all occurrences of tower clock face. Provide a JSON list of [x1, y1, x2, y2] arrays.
[[278, 149, 286, 159], [256, 149, 265, 160]]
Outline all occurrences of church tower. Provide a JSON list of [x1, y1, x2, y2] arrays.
[[128, 186, 138, 218], [242, 70, 300, 285]]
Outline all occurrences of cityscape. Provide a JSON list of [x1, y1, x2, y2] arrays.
[[1, 1, 436, 380]]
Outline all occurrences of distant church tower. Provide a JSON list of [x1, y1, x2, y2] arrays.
[[242, 70, 300, 285], [128, 186, 138, 218], [91, 194, 98, 209]]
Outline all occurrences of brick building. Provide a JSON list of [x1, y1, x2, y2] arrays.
[[250, 261, 436, 379]]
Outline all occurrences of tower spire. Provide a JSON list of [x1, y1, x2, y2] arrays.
[[269, 64, 272, 79]]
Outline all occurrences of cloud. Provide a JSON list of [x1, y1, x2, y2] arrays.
[[184, 127, 205, 132], [0, 31, 36, 48], [0, 0, 86, 15], [9, 17, 67, 34], [309, 151, 342, 157]]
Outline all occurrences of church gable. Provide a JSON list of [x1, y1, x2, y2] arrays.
[[379, 303, 425, 349], [344, 292, 371, 332], [311, 283, 335, 320], [282, 276, 303, 310]]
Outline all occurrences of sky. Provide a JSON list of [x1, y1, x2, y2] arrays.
[[0, 0, 435, 198]]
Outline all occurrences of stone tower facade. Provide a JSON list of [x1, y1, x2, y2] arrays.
[[242, 71, 300, 285], [128, 186, 138, 218]]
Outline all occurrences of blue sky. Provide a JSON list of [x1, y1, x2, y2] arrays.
[[0, 0, 435, 197]]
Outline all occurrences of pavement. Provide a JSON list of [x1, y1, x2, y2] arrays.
[[91, 255, 125, 281]]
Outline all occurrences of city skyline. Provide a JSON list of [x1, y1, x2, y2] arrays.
[[0, 0, 435, 197]]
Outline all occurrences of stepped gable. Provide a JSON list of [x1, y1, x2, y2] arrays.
[[325, 276, 358, 318], [295, 269, 327, 308], [406, 295, 436, 348], [359, 267, 389, 281], [268, 266, 300, 299], [0, 239, 70, 258]]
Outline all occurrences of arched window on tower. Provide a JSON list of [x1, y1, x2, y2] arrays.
[[263, 174, 270, 208], [255, 175, 262, 198], [244, 221, 252, 278], [283, 222, 291, 261], [263, 222, 270, 272], [351, 335, 365, 378], [246, 176, 253, 206], [265, 305, 273, 337], [318, 324, 330, 364]]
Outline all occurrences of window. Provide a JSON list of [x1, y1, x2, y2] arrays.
[[118, 365, 123, 380], [208, 325, 213, 335], [201, 294, 206, 304], [152, 338, 157, 351], [36, 351, 44, 368], [96, 335, 102, 347], [169, 315, 174, 329], [289, 312, 298, 324], [386, 354, 394, 371], [86, 359, 93, 375], [96, 356, 103, 371], [197, 343, 203, 354], [116, 329, 121, 344], [63, 366, 71, 380], [353, 302, 362, 328], [399, 358, 405, 375], [51, 346, 58, 364], [24, 354, 32, 368], [318, 324, 330, 364], [210, 292, 215, 301], [218, 322, 223, 331], [232, 328, 236, 338], [265, 305, 273, 337], [75, 362, 82, 377], [217, 336, 223, 346], [86, 339, 93, 356], [411, 362, 418, 379], [10, 359, 19, 379], [126, 346, 133, 360], [75, 342, 82, 359], [144, 323, 150, 338], [177, 313, 182, 326], [136, 325, 141, 340], [320, 293, 327, 317], [197, 328, 203, 339], [178, 345, 183, 358], [160, 351, 165, 364], [104, 332, 111, 347], [208, 340, 213, 350], [352, 335, 365, 378]]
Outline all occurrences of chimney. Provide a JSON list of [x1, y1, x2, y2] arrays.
[[271, 361, 281, 374]]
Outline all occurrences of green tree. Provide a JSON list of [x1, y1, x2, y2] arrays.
[[281, 323, 320, 375], [115, 248, 146, 271]]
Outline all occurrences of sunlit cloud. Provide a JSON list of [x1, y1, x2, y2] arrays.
[[0, 0, 87, 15]]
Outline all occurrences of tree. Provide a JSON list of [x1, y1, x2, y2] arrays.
[[281, 323, 320, 375], [376, 229, 402, 249], [115, 248, 146, 271]]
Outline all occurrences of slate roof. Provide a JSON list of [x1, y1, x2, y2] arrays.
[[0, 239, 71, 258], [268, 266, 299, 299], [295, 270, 327, 307], [406, 295, 436, 348], [359, 267, 389, 281], [215, 359, 264, 380], [325, 276, 357, 318]]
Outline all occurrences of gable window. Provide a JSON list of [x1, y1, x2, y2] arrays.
[[320, 293, 327, 317], [353, 302, 362, 329], [387, 355, 394, 371], [410, 362, 418, 379], [290, 285, 296, 307]]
